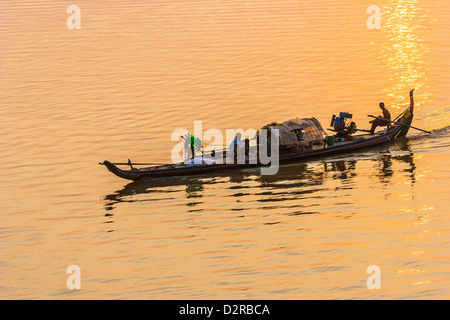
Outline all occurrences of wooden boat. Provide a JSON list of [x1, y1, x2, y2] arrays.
[[101, 105, 414, 181]]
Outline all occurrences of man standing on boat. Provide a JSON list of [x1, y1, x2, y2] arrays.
[[182, 133, 202, 161], [228, 132, 244, 163]]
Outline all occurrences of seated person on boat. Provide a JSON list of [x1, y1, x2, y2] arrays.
[[369, 102, 391, 134], [369, 89, 415, 134]]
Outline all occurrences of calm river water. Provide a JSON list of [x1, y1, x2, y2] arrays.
[[1, 0, 449, 299]]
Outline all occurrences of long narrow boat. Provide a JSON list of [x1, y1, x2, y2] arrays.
[[101, 105, 414, 181]]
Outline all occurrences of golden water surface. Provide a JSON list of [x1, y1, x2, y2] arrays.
[[1, 0, 449, 299]]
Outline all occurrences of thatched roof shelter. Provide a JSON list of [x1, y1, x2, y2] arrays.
[[259, 117, 326, 148]]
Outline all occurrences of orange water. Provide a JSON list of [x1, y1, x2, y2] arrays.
[[1, 0, 449, 299]]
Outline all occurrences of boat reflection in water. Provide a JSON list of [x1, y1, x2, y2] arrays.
[[102, 138, 416, 228], [374, 146, 416, 185]]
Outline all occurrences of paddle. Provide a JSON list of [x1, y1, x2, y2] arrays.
[[367, 115, 431, 134]]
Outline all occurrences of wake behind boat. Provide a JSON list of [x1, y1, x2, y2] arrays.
[[101, 99, 417, 181]]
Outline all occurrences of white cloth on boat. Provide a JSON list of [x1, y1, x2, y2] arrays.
[[185, 157, 214, 166]]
